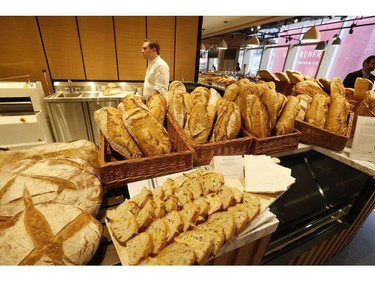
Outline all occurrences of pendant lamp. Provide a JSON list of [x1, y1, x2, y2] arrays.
[[332, 34, 341, 46], [246, 35, 260, 47], [217, 39, 227, 50], [200, 42, 206, 51], [301, 26, 320, 43], [315, 40, 327, 51]]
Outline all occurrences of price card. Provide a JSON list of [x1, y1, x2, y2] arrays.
[[349, 116, 375, 162], [212, 155, 243, 179]]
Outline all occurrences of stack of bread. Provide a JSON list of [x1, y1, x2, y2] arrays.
[[292, 77, 351, 136], [223, 78, 301, 138], [106, 168, 261, 265], [168, 82, 241, 144], [95, 93, 172, 159], [103, 82, 122, 96], [0, 140, 103, 265]]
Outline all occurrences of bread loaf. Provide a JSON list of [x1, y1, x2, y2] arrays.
[[275, 95, 301, 135], [0, 202, 102, 265], [123, 107, 172, 156], [292, 80, 329, 97], [223, 83, 240, 102], [168, 80, 186, 106], [210, 100, 241, 142], [118, 94, 145, 113], [146, 93, 167, 125], [94, 107, 144, 159], [354, 77, 373, 100], [330, 77, 346, 96], [304, 93, 330, 128], [240, 93, 271, 138], [365, 90, 375, 112], [261, 88, 281, 129], [296, 94, 313, 121], [324, 93, 350, 135], [103, 82, 122, 96]]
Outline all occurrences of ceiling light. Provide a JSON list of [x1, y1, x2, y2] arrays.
[[315, 40, 327, 51], [301, 26, 321, 43], [217, 39, 227, 50], [332, 34, 341, 46], [200, 42, 206, 51], [246, 35, 260, 47]]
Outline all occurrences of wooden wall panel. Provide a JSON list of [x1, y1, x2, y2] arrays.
[[0, 16, 53, 95], [38, 16, 85, 80], [77, 16, 118, 80], [175, 17, 199, 82], [147, 17, 175, 81], [115, 16, 147, 81]]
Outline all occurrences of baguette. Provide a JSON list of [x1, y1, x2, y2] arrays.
[[304, 93, 330, 128], [275, 95, 301, 135]]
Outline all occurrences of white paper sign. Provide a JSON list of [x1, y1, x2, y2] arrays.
[[350, 116, 375, 162], [212, 155, 244, 179]]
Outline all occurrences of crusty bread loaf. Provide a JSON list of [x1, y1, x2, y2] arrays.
[[296, 94, 313, 121], [126, 232, 154, 265], [103, 82, 122, 96], [304, 93, 330, 128], [261, 88, 281, 129], [210, 99, 241, 142], [240, 93, 271, 138], [168, 80, 186, 106], [123, 107, 172, 156], [223, 83, 240, 102], [286, 70, 305, 84], [94, 107, 144, 159], [365, 90, 375, 112], [190, 86, 210, 105], [324, 93, 350, 135], [0, 202, 102, 265], [354, 77, 373, 100], [147, 93, 167, 125], [275, 95, 301, 135], [169, 91, 193, 128], [330, 77, 346, 97], [118, 94, 145, 113], [292, 80, 329, 97]]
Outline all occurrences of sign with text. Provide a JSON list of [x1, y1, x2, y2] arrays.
[[350, 116, 375, 162], [212, 155, 243, 179]]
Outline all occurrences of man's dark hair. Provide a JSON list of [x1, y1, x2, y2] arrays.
[[144, 38, 160, 55], [363, 55, 375, 66]]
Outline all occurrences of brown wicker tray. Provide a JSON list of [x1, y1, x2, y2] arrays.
[[295, 112, 354, 151], [98, 112, 194, 189], [244, 129, 302, 155], [168, 113, 254, 166]]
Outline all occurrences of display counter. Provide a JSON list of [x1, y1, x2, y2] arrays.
[[89, 144, 375, 265]]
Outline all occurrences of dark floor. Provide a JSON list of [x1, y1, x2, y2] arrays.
[[324, 209, 375, 265]]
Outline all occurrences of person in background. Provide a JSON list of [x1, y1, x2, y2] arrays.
[[236, 62, 241, 72], [141, 38, 170, 101], [343, 55, 375, 88], [238, 63, 247, 77]]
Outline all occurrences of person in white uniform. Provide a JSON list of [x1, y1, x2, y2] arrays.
[[141, 38, 170, 101]]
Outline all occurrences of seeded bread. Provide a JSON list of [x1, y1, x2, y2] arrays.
[[126, 232, 153, 265], [207, 212, 236, 242], [146, 218, 169, 255], [156, 242, 196, 265]]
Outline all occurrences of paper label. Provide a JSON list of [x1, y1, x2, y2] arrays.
[[212, 155, 243, 179], [350, 116, 375, 162]]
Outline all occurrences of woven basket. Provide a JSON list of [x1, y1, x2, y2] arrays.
[[245, 129, 302, 155], [295, 112, 354, 151], [351, 100, 375, 137], [98, 112, 194, 189], [168, 113, 253, 166]]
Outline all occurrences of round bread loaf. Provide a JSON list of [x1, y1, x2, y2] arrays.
[[0, 202, 102, 265]]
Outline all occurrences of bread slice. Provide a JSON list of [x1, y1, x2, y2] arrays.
[[194, 223, 225, 257], [243, 192, 261, 222], [162, 210, 184, 242], [194, 197, 210, 218], [126, 232, 153, 265], [174, 185, 193, 207], [217, 185, 235, 210], [146, 218, 168, 255], [230, 188, 244, 204], [179, 202, 200, 232], [152, 185, 165, 200], [227, 204, 250, 235], [180, 178, 203, 200], [153, 198, 167, 219], [105, 200, 140, 222], [204, 193, 223, 215], [197, 171, 225, 194], [164, 195, 179, 212], [207, 212, 236, 242], [110, 211, 139, 245], [174, 230, 214, 264], [130, 186, 152, 208], [135, 201, 155, 232], [157, 242, 196, 265]]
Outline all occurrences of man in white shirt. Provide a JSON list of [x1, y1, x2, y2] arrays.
[[141, 38, 170, 101]]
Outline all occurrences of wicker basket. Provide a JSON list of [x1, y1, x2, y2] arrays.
[[351, 100, 375, 137], [245, 129, 302, 155], [295, 112, 354, 151], [168, 113, 253, 166], [98, 112, 194, 189]]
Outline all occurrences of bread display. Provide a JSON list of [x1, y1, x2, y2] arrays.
[[103, 82, 122, 96], [105, 169, 261, 265], [0, 140, 104, 265], [94, 106, 144, 159]]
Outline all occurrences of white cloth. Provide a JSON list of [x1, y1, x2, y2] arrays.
[[143, 55, 169, 100]]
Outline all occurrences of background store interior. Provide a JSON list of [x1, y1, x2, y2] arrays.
[[200, 16, 375, 84]]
